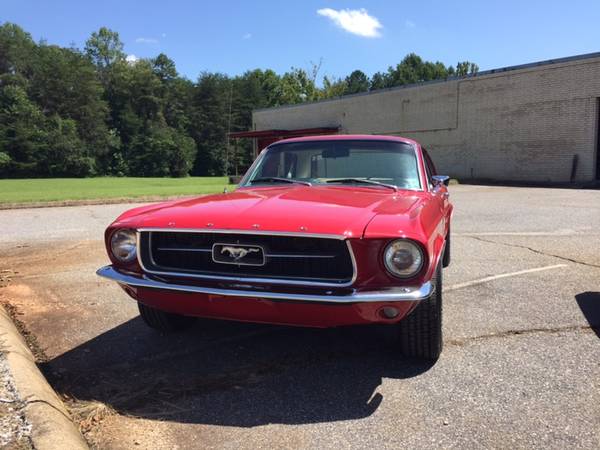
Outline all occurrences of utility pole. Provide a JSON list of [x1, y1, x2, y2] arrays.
[[234, 141, 238, 176], [225, 82, 233, 177]]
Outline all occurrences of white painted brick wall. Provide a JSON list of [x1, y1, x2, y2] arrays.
[[254, 56, 600, 183]]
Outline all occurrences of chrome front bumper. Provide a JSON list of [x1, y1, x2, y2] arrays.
[[96, 265, 433, 304]]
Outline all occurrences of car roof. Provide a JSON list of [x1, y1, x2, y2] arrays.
[[272, 134, 419, 146]]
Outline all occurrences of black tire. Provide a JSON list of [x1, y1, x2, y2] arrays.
[[138, 302, 196, 332], [397, 261, 443, 360], [442, 231, 451, 268]]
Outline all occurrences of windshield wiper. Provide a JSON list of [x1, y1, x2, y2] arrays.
[[249, 177, 312, 186], [325, 178, 398, 191]]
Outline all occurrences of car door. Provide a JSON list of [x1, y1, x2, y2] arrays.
[[422, 148, 451, 230]]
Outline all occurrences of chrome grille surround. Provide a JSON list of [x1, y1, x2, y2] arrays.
[[136, 228, 358, 287]]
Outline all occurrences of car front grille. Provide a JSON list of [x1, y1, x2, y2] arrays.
[[138, 231, 355, 286]]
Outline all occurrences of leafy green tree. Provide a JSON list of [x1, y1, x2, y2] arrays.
[[254, 69, 282, 106], [127, 122, 196, 177], [163, 76, 195, 130], [0, 84, 47, 176], [344, 70, 369, 95], [276, 68, 318, 105], [387, 53, 422, 85], [152, 54, 194, 132], [369, 53, 464, 91], [168, 128, 197, 176], [29, 44, 113, 170], [321, 76, 347, 98], [190, 72, 230, 175], [0, 23, 36, 79], [228, 71, 266, 171], [127, 60, 164, 121], [369, 71, 389, 91], [152, 53, 178, 82], [127, 123, 171, 177], [42, 116, 92, 177], [455, 61, 479, 76], [0, 85, 93, 177], [0, 151, 9, 169], [84, 27, 125, 71], [420, 61, 451, 81], [104, 58, 162, 153]]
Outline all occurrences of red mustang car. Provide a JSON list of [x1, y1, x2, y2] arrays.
[[97, 135, 452, 359]]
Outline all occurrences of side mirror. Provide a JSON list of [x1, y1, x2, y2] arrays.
[[432, 175, 450, 187]]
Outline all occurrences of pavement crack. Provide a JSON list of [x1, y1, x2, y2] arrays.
[[448, 324, 595, 346], [464, 235, 600, 269]]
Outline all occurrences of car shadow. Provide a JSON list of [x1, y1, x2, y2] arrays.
[[43, 317, 434, 426], [576, 292, 600, 339]]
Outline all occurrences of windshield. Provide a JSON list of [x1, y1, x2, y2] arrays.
[[243, 140, 421, 190]]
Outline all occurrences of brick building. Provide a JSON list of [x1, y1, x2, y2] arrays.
[[249, 53, 600, 184]]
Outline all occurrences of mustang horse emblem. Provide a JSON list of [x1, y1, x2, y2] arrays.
[[221, 246, 260, 261]]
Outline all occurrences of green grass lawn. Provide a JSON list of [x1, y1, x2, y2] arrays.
[[0, 177, 237, 204]]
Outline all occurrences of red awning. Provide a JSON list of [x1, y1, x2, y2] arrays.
[[228, 127, 339, 139]]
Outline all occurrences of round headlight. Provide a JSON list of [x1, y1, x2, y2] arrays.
[[110, 229, 137, 263], [383, 239, 424, 278]]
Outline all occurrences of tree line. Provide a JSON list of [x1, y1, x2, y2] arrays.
[[0, 23, 478, 178]]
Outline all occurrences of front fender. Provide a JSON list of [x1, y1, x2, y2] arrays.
[[363, 198, 449, 282]]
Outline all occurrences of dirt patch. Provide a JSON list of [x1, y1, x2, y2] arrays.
[[0, 302, 48, 365], [1, 240, 105, 338], [1, 254, 51, 364], [0, 245, 66, 362], [2, 240, 101, 275], [83, 414, 176, 450], [0, 270, 13, 289]]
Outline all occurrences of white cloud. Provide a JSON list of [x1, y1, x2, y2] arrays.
[[126, 54, 138, 63], [242, 33, 252, 40], [405, 20, 416, 29], [135, 37, 158, 44], [317, 8, 382, 38]]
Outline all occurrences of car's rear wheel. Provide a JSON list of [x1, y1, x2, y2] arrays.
[[138, 302, 196, 332], [397, 261, 443, 360], [442, 230, 451, 267]]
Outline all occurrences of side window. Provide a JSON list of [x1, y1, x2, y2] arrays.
[[422, 148, 436, 188]]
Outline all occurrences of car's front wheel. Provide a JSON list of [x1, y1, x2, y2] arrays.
[[138, 302, 196, 332], [397, 261, 443, 360]]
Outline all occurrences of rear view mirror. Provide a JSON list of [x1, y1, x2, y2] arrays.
[[432, 175, 450, 187], [322, 147, 349, 159]]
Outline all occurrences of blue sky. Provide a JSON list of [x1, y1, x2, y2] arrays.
[[3, 0, 600, 81]]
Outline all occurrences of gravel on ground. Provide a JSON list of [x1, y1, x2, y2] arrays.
[[0, 352, 32, 449]]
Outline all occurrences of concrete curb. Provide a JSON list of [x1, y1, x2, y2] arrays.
[[0, 305, 88, 450]]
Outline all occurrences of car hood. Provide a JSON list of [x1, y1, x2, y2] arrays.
[[115, 185, 423, 238]]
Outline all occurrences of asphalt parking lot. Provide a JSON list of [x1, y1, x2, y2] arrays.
[[1, 185, 599, 449]]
